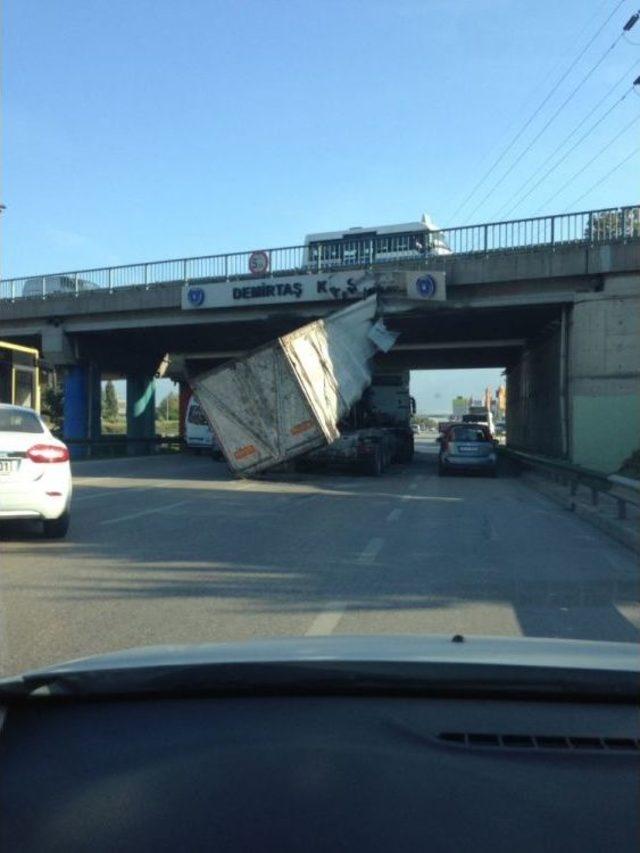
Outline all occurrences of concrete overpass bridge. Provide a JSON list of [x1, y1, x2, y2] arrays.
[[1, 205, 638, 472]]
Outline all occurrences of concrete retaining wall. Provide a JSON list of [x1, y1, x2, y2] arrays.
[[568, 275, 640, 473], [506, 326, 563, 457]]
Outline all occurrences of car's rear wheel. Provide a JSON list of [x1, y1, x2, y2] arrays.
[[43, 511, 70, 539]]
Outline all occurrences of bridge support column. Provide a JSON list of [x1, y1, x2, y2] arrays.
[[126, 373, 156, 455], [568, 279, 640, 473], [63, 363, 101, 459]]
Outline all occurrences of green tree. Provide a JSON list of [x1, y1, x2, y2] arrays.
[[156, 391, 179, 421], [585, 208, 640, 242], [102, 380, 119, 422], [41, 383, 64, 432]]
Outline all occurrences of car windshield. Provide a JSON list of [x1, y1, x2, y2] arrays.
[[187, 404, 208, 426], [0, 1, 638, 685], [0, 410, 44, 433]]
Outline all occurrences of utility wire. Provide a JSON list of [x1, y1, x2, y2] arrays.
[[564, 147, 640, 209], [465, 20, 633, 223], [537, 112, 640, 211], [443, 0, 612, 223], [494, 56, 640, 217], [446, 0, 628, 222], [499, 84, 636, 217]]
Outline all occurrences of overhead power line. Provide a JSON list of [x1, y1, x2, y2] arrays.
[[499, 81, 638, 218], [446, 0, 629, 222], [464, 12, 638, 223], [536, 112, 640, 211], [494, 56, 640, 218], [564, 147, 640, 209]]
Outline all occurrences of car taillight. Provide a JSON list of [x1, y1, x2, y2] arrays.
[[27, 444, 70, 463]]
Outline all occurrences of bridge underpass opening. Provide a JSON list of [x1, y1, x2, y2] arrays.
[[409, 368, 507, 431], [13, 269, 636, 474]]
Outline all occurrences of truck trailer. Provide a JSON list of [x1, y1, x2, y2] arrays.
[[190, 296, 399, 477]]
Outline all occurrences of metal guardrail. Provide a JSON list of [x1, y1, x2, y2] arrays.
[[503, 447, 640, 521], [1, 204, 638, 302], [60, 435, 183, 459]]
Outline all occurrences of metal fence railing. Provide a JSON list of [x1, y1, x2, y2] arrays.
[[1, 204, 637, 302], [502, 447, 640, 522], [60, 435, 183, 459]]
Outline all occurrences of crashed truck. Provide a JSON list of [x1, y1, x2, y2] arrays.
[[189, 295, 415, 477]]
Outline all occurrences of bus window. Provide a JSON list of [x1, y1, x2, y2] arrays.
[[0, 342, 41, 411], [15, 369, 35, 408]]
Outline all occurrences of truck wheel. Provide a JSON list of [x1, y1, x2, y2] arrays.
[[364, 449, 383, 476], [43, 511, 70, 539]]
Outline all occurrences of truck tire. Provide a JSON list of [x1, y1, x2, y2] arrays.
[[403, 438, 415, 463], [43, 511, 70, 539], [364, 448, 383, 476]]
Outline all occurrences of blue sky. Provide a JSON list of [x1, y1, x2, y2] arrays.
[[3, 0, 638, 409]]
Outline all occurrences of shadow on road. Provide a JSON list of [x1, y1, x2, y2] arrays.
[[3, 448, 639, 645]]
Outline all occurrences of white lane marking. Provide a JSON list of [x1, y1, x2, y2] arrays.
[[74, 481, 174, 503], [358, 537, 384, 563], [100, 500, 190, 526], [73, 491, 113, 503], [387, 508, 402, 522], [305, 605, 346, 636]]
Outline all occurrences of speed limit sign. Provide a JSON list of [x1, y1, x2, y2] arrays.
[[248, 251, 270, 276]]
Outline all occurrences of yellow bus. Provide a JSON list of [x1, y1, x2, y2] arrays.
[[0, 341, 41, 412]]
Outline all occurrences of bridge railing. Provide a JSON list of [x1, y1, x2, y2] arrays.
[[1, 204, 637, 302]]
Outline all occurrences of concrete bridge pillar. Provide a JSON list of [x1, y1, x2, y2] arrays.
[[507, 275, 639, 473], [567, 275, 640, 472], [63, 363, 101, 459], [126, 373, 156, 455]]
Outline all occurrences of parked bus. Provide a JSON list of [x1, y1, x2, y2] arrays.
[[0, 341, 41, 412], [304, 213, 451, 269]]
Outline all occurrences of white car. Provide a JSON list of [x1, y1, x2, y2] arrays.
[[0, 404, 72, 538]]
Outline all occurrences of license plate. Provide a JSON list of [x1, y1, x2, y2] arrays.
[[458, 445, 478, 453], [0, 459, 17, 474]]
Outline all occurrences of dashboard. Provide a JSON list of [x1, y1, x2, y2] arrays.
[[1, 693, 638, 852]]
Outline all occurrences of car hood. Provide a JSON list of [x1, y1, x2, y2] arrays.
[[1, 635, 638, 701]]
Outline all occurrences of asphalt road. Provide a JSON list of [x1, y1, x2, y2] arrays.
[[1, 437, 638, 675]]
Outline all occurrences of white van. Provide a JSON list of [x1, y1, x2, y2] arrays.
[[22, 275, 98, 298], [185, 394, 222, 457]]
